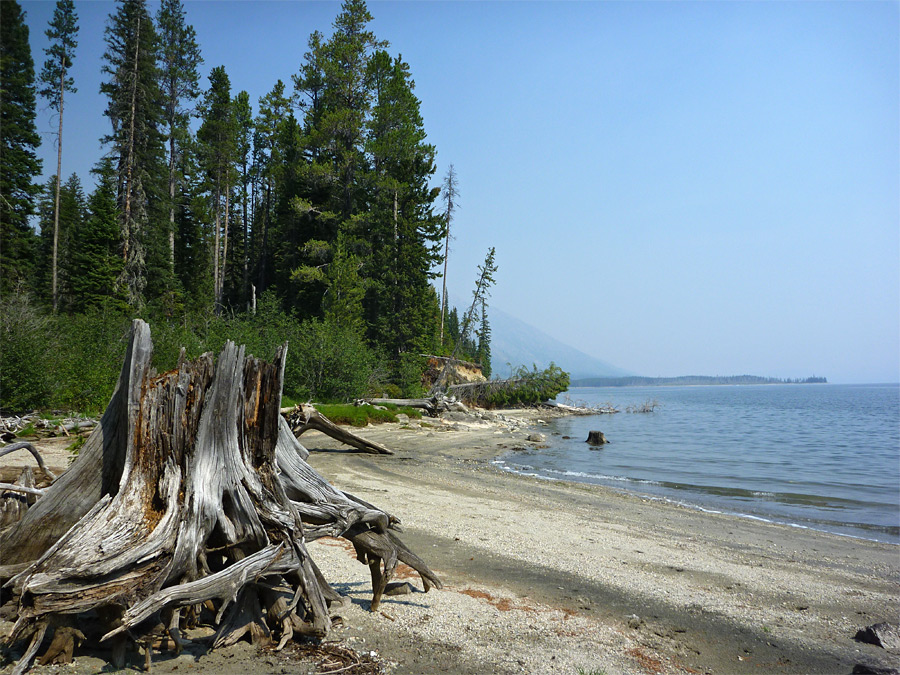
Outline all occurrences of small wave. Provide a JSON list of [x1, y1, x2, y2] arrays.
[[642, 496, 898, 544], [541, 467, 662, 486], [493, 460, 898, 545]]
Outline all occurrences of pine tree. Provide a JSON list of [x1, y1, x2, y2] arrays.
[[67, 159, 126, 312], [38, 0, 79, 312], [197, 65, 237, 313], [253, 80, 292, 294], [476, 298, 492, 378], [322, 231, 365, 333], [233, 90, 253, 306], [0, 0, 42, 297], [305, 0, 385, 220], [174, 135, 213, 313], [156, 0, 201, 274], [100, 0, 165, 309], [53, 173, 87, 310], [364, 52, 444, 359]]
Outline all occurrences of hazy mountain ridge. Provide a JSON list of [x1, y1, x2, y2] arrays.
[[487, 306, 630, 380], [571, 375, 828, 387]]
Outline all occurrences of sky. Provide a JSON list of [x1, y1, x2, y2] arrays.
[[21, 0, 900, 384]]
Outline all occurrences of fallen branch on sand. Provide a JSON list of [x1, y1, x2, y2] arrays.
[[0, 442, 58, 481], [0, 320, 440, 673], [284, 403, 394, 455]]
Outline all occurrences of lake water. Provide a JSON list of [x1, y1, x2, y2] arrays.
[[493, 384, 900, 544]]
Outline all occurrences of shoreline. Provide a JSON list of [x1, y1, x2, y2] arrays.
[[2, 407, 898, 674], [490, 456, 899, 547], [301, 408, 900, 674]]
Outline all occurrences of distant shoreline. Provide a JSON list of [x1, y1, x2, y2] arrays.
[[571, 375, 827, 387]]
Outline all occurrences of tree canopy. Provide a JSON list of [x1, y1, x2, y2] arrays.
[[1, 0, 499, 408]]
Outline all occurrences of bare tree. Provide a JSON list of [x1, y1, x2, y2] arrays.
[[38, 0, 78, 313], [439, 164, 458, 346]]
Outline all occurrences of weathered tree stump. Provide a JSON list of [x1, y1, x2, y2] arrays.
[[0, 320, 440, 673], [586, 430, 609, 445]]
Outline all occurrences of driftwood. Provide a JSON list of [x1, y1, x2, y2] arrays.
[[0, 320, 440, 673], [363, 395, 468, 417], [0, 468, 38, 531], [545, 399, 620, 415], [0, 442, 58, 482], [285, 404, 394, 455]]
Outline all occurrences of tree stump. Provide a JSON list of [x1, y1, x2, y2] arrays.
[[586, 430, 608, 445], [0, 320, 440, 673]]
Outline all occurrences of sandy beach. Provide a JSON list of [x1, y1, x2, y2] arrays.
[[2, 408, 898, 674]]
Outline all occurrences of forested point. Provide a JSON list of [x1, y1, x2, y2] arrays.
[[571, 375, 828, 388], [0, 0, 499, 414]]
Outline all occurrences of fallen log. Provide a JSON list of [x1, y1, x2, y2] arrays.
[[364, 397, 435, 410], [286, 403, 394, 455], [0, 320, 440, 673], [0, 442, 58, 482], [363, 395, 467, 416]]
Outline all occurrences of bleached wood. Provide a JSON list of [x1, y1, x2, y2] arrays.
[[287, 404, 394, 455], [0, 443, 58, 482], [1, 321, 440, 672]]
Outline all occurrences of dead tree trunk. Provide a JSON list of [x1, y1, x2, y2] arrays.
[[0, 320, 440, 672]]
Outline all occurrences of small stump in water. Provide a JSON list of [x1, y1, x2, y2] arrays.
[[586, 430, 608, 445]]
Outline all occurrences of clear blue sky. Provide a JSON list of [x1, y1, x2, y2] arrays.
[[22, 0, 899, 384]]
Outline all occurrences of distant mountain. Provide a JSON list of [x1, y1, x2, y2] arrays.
[[487, 305, 631, 380]]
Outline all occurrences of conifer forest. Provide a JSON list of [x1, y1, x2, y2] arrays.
[[1, 0, 496, 412]]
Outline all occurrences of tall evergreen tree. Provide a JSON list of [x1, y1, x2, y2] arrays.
[[364, 52, 444, 358], [0, 0, 42, 297], [67, 158, 125, 311], [197, 65, 237, 313], [174, 135, 213, 313], [156, 0, 202, 274], [233, 90, 253, 306], [38, 0, 79, 312], [53, 173, 86, 310], [253, 80, 292, 294], [100, 0, 164, 309], [299, 0, 384, 221]]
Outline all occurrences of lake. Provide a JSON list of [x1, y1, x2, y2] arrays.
[[493, 384, 900, 544]]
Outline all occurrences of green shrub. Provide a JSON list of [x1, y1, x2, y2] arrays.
[[290, 317, 374, 402], [50, 308, 130, 412], [395, 352, 427, 398], [476, 363, 570, 409], [0, 292, 53, 412]]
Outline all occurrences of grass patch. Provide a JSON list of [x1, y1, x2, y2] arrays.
[[16, 423, 37, 437], [67, 434, 86, 457], [314, 404, 399, 427], [281, 395, 301, 409], [279, 399, 422, 426]]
